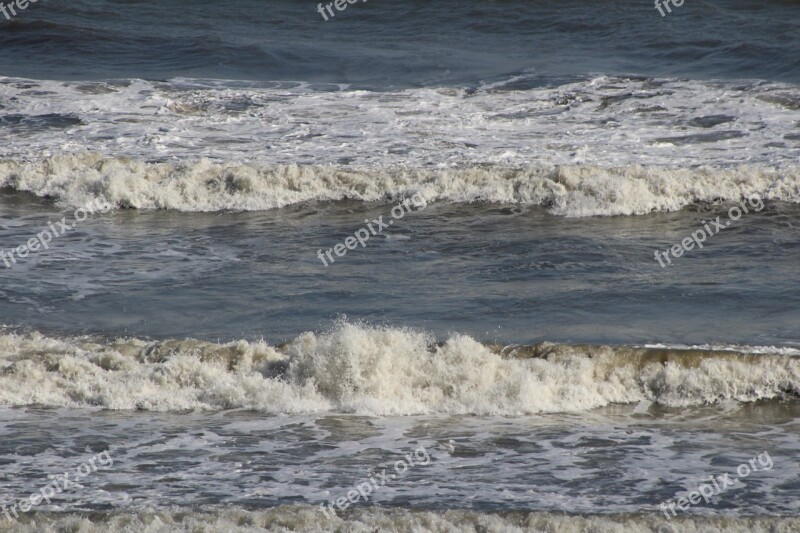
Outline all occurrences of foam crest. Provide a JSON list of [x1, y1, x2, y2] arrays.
[[0, 324, 798, 414], [2, 154, 799, 216], [0, 331, 330, 413], [5, 506, 800, 533], [1, 76, 798, 170]]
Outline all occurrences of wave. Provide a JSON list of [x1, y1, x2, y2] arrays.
[[4, 506, 800, 532], [2, 154, 800, 216], [1, 323, 798, 414]]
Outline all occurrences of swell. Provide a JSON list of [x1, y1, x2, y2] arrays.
[[0, 323, 798, 414], [1, 154, 800, 216]]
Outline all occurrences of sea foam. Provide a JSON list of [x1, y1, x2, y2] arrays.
[[4, 506, 800, 533], [0, 323, 797, 414], [2, 154, 799, 216]]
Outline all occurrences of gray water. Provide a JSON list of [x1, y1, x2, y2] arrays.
[[1, 405, 799, 517], [2, 0, 799, 86], [1, 191, 799, 347]]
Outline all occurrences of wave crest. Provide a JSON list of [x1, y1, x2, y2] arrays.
[[5, 506, 800, 533], [2, 154, 800, 216], [1, 324, 798, 414]]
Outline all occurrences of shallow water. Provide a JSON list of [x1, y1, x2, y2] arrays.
[[1, 404, 799, 517]]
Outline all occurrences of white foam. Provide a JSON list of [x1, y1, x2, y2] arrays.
[[644, 343, 800, 356], [0, 323, 797, 414], [3, 506, 799, 532], [1, 75, 799, 216], [2, 153, 799, 216], [1, 76, 798, 168]]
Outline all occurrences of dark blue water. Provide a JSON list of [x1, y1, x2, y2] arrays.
[[2, 0, 799, 87]]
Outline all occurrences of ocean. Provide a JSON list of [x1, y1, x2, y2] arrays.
[[1, 0, 799, 531]]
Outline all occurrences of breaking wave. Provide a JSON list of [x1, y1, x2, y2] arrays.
[[1, 323, 798, 414], [2, 154, 800, 216], [4, 506, 800, 533]]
